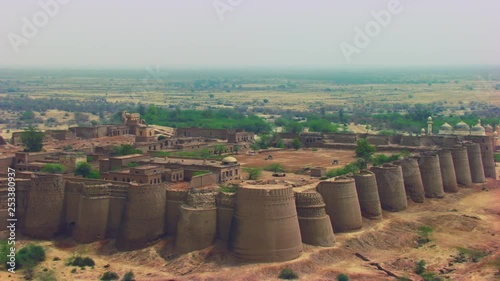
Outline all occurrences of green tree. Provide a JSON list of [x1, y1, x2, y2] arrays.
[[250, 143, 260, 152], [233, 144, 241, 154], [20, 110, 35, 121], [263, 99, 269, 103], [355, 139, 375, 160], [291, 138, 302, 150], [21, 125, 44, 152], [284, 121, 303, 133]]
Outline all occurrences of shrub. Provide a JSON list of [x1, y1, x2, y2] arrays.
[[326, 162, 360, 178], [415, 260, 426, 275], [279, 268, 298, 280], [41, 163, 66, 174], [417, 226, 433, 247], [100, 271, 120, 281], [494, 153, 500, 162], [219, 184, 238, 193], [38, 270, 57, 281], [264, 163, 286, 173], [337, 273, 349, 281], [244, 167, 262, 180], [71, 268, 77, 273], [17, 244, 46, 269], [158, 135, 166, 141], [122, 271, 135, 281], [66, 256, 95, 267]]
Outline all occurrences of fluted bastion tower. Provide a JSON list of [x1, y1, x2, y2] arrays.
[[464, 142, 486, 183], [437, 150, 459, 193], [418, 154, 445, 198], [395, 158, 425, 203], [165, 189, 187, 235], [229, 185, 302, 262], [73, 183, 111, 243], [215, 192, 236, 242], [317, 177, 363, 232], [370, 165, 407, 212], [450, 146, 473, 187], [467, 135, 497, 179], [176, 191, 217, 253], [116, 184, 166, 251], [24, 174, 65, 239], [352, 171, 383, 220], [295, 191, 335, 247]]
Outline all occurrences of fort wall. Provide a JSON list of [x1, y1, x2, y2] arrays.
[[395, 158, 425, 203], [24, 175, 65, 239], [215, 192, 236, 242], [73, 184, 110, 243], [230, 186, 302, 262], [418, 154, 445, 198], [466, 136, 496, 179], [116, 184, 166, 251], [353, 171, 383, 220], [294, 191, 335, 247], [176, 192, 217, 253], [464, 142, 486, 183], [437, 150, 459, 193], [165, 189, 187, 235], [316, 178, 363, 233], [450, 146, 473, 187], [370, 165, 407, 212]]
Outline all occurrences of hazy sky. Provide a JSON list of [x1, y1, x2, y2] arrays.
[[0, 0, 498, 67]]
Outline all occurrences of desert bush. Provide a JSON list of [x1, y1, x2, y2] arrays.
[[122, 271, 135, 281], [264, 163, 286, 173], [279, 268, 298, 280], [244, 167, 262, 180], [337, 273, 349, 281], [41, 163, 66, 174], [100, 271, 120, 281], [66, 256, 95, 267], [219, 184, 238, 193], [17, 244, 46, 269], [417, 226, 433, 247]]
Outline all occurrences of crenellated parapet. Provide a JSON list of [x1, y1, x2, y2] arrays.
[[185, 191, 217, 209], [216, 192, 236, 209], [82, 184, 111, 198], [295, 191, 327, 218]]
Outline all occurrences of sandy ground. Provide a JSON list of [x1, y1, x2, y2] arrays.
[[1, 172, 499, 281]]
